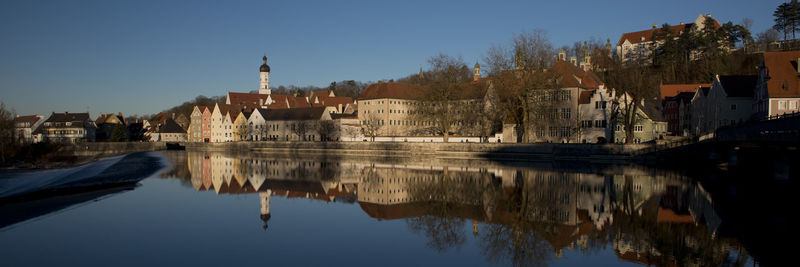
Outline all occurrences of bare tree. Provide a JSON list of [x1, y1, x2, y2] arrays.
[[484, 29, 558, 143], [0, 102, 16, 162], [360, 113, 382, 141], [343, 125, 361, 141], [316, 120, 337, 141], [604, 61, 660, 143], [410, 54, 473, 142], [291, 120, 314, 141]]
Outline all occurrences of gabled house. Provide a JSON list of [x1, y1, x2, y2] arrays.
[[504, 57, 605, 143], [755, 50, 800, 119], [660, 83, 709, 136], [188, 106, 204, 142], [150, 118, 186, 142], [705, 75, 757, 133], [691, 86, 712, 136], [13, 115, 45, 144], [577, 87, 616, 143], [232, 111, 250, 141], [95, 113, 127, 141], [40, 112, 96, 143]]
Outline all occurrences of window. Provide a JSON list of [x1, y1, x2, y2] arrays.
[[549, 127, 558, 137], [730, 104, 737, 110], [581, 120, 592, 128], [561, 108, 570, 119], [594, 120, 607, 128], [634, 125, 643, 132], [790, 100, 799, 110], [778, 100, 787, 110], [560, 127, 570, 137]]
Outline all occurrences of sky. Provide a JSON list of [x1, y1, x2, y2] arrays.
[[0, 0, 785, 116]]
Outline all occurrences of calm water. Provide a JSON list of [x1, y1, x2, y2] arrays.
[[0, 150, 789, 266]]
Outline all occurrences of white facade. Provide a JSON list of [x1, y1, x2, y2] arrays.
[[578, 87, 615, 143]]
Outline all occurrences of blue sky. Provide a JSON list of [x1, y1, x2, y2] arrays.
[[0, 0, 784, 116]]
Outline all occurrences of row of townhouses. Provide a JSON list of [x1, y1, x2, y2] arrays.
[[660, 50, 800, 137]]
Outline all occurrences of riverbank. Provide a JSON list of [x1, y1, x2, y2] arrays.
[[185, 141, 651, 163], [1, 142, 168, 170]]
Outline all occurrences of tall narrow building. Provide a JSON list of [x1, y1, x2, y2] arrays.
[[259, 55, 271, 95], [473, 61, 481, 81]]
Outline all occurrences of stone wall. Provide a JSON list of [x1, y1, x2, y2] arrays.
[[184, 141, 650, 162]]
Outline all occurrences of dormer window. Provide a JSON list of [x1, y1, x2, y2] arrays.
[[65, 122, 71, 126]]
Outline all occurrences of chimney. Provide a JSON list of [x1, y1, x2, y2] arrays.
[[680, 22, 684, 25], [797, 57, 800, 74], [171, 113, 175, 119], [706, 13, 711, 17], [652, 24, 657, 29]]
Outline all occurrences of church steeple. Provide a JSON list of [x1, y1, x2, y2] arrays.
[[259, 55, 271, 95], [419, 66, 425, 79], [473, 61, 481, 81]]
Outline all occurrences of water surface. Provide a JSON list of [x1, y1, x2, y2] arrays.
[[1, 150, 781, 266]]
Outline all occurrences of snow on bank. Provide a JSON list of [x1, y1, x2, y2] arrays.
[[0, 152, 166, 200]]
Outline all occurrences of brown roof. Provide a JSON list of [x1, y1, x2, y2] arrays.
[[617, 17, 720, 47], [262, 107, 328, 121], [618, 24, 692, 47], [718, 75, 756, 98], [578, 90, 595, 104], [14, 115, 42, 124], [158, 118, 186, 134], [359, 82, 425, 100], [45, 112, 91, 123], [763, 50, 800, 98], [550, 61, 603, 89], [227, 92, 269, 108], [660, 83, 709, 99]]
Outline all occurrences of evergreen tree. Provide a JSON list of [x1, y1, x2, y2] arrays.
[[109, 124, 128, 142]]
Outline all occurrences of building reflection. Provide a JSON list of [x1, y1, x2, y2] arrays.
[[175, 151, 748, 266]]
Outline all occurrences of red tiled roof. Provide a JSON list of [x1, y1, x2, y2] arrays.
[[578, 90, 595, 104], [660, 83, 709, 99], [617, 17, 720, 47], [618, 24, 692, 47], [14, 115, 42, 124], [763, 50, 800, 98], [359, 82, 425, 100], [227, 92, 269, 108], [46, 112, 91, 123], [550, 61, 603, 89]]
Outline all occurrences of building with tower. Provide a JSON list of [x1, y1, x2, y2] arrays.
[[259, 55, 271, 95]]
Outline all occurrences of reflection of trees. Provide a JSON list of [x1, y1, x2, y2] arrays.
[[479, 223, 552, 267], [405, 168, 484, 252]]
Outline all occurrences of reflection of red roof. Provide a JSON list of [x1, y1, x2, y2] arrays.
[[656, 207, 694, 223], [661, 84, 709, 99], [763, 51, 800, 97]]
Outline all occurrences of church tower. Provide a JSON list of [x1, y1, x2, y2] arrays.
[[473, 61, 481, 81], [259, 55, 271, 95]]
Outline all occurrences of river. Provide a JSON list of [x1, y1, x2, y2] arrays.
[[0, 150, 791, 266]]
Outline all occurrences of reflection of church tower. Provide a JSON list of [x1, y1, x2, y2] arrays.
[[260, 190, 272, 230], [259, 55, 271, 95]]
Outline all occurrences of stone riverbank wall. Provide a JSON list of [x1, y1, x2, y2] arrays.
[[185, 141, 651, 162]]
